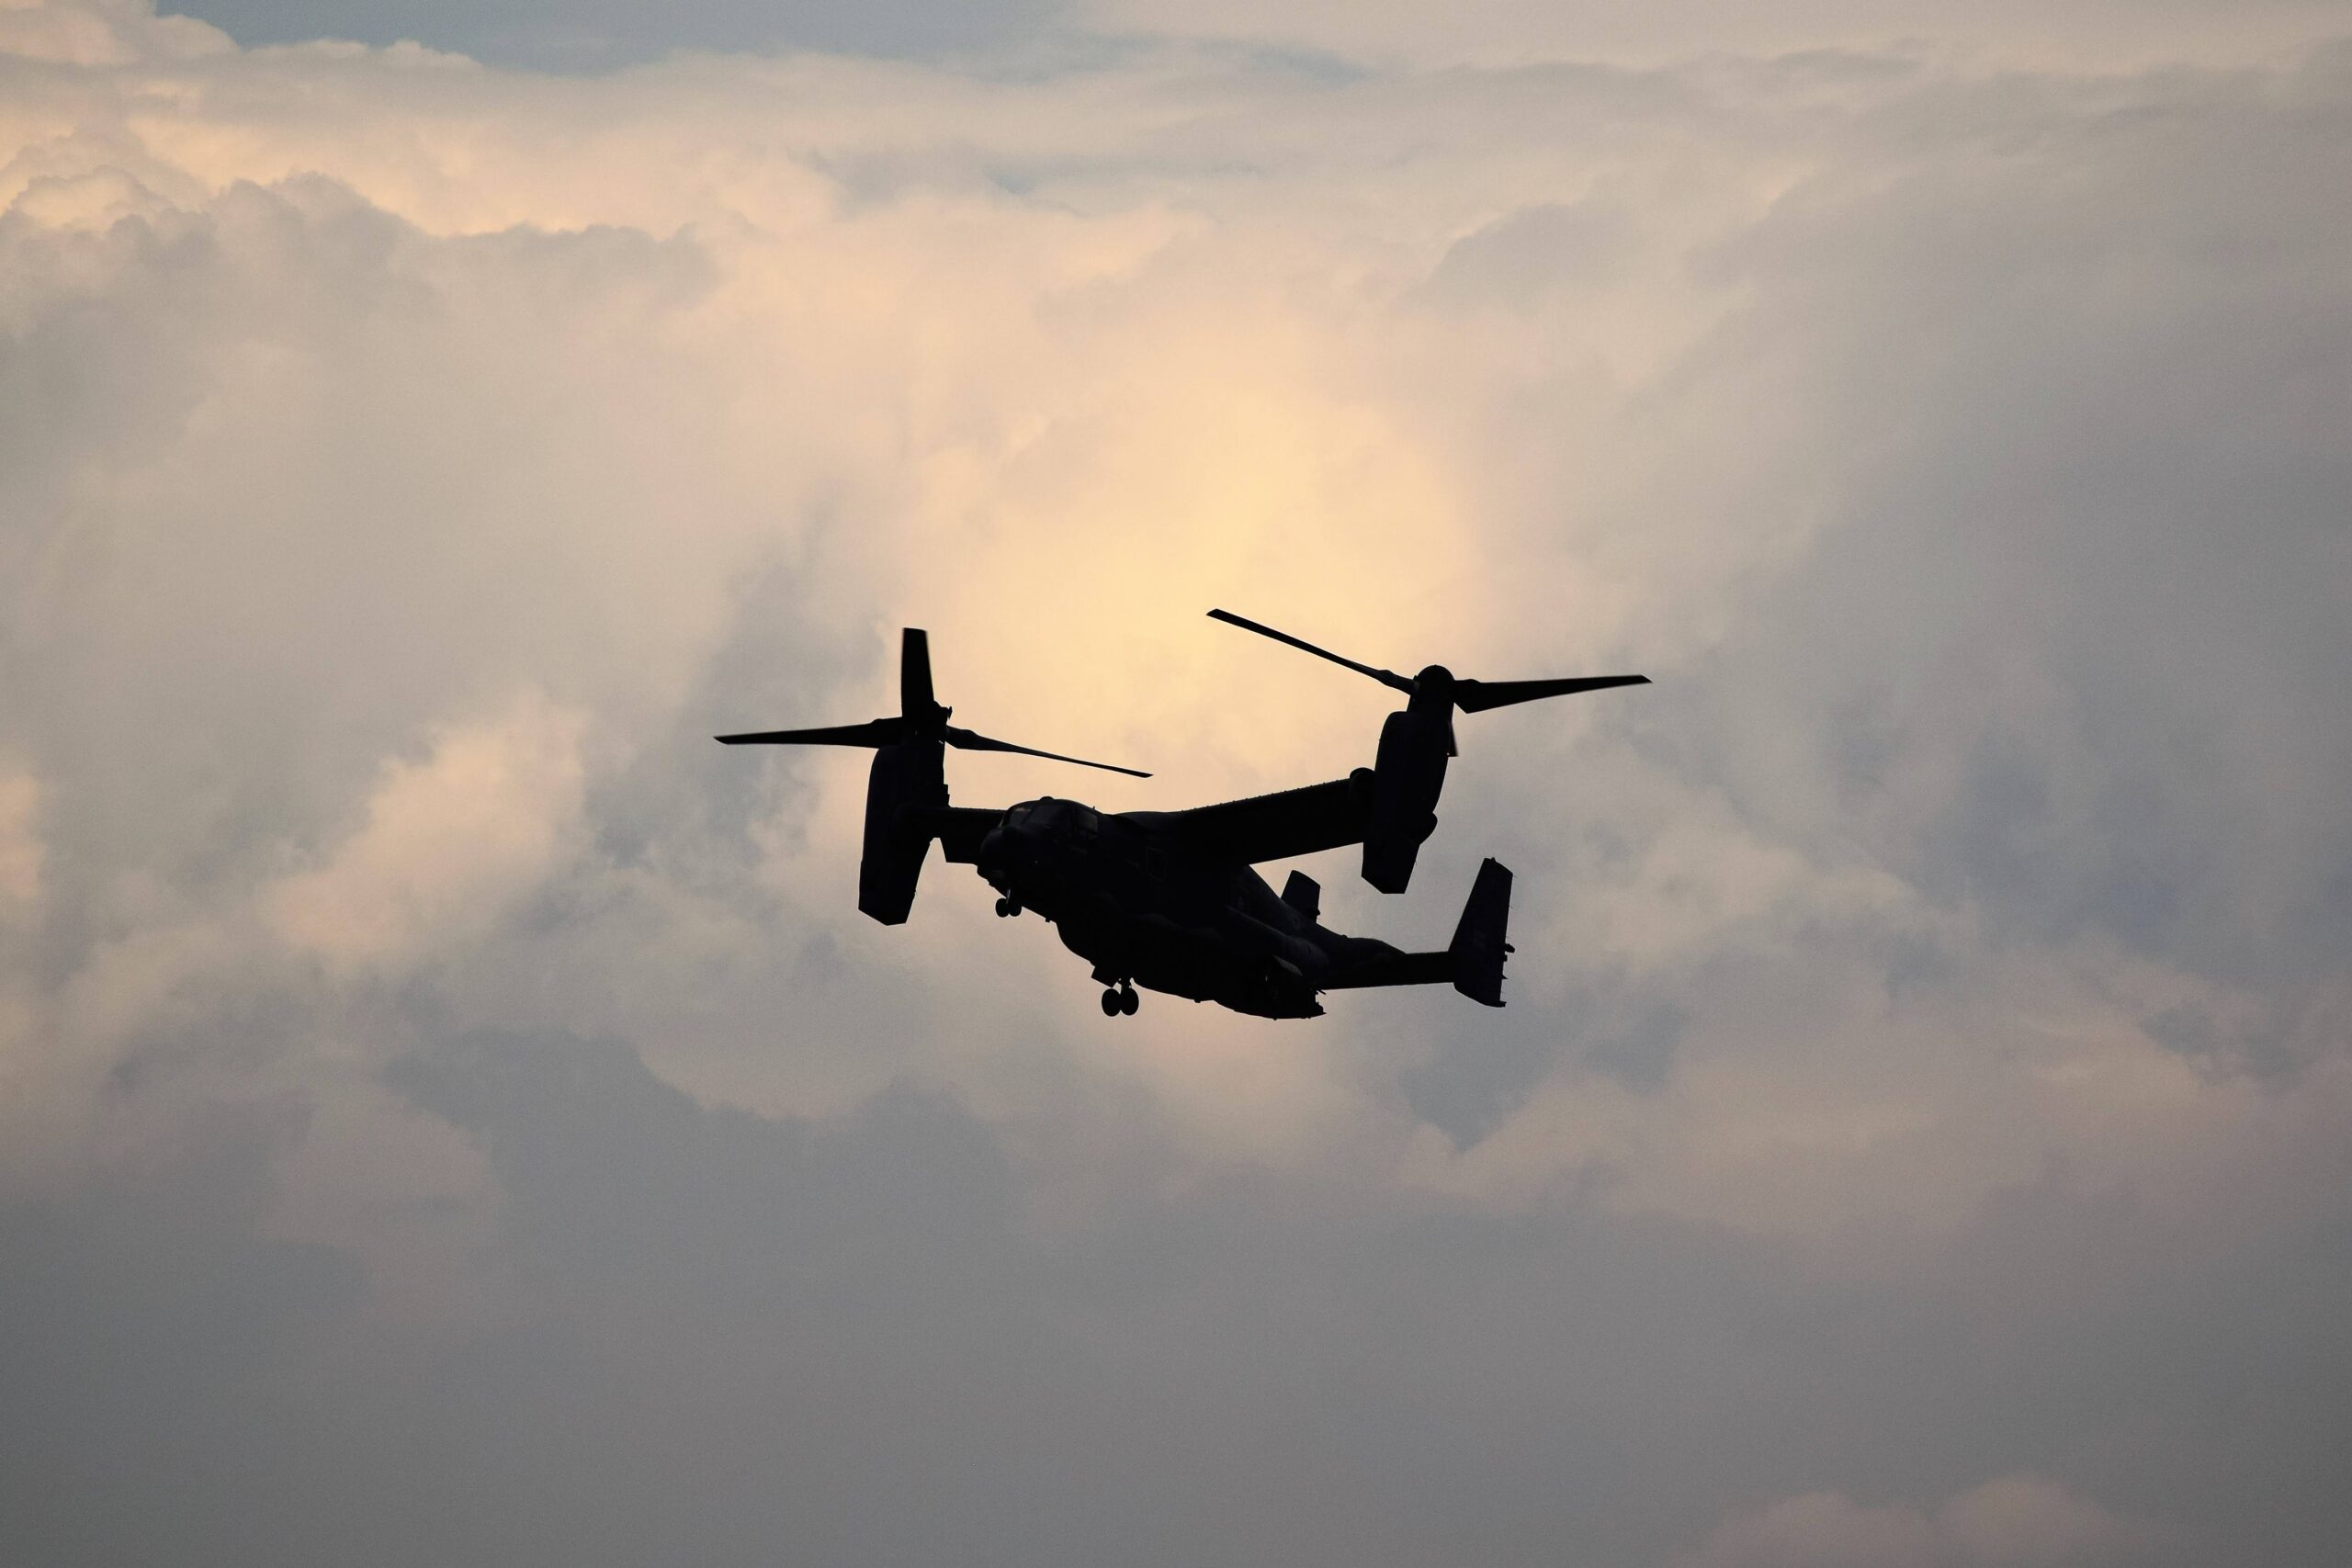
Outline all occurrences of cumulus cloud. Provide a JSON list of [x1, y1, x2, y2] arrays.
[[0, 769, 39, 911], [266, 691, 587, 971], [3, 1, 2349, 1563], [1682, 1476, 2143, 1568]]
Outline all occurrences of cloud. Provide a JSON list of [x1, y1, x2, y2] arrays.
[[0, 0, 226, 64], [1078, 0, 2350, 72], [153, 0, 2352, 72], [171, 0, 1052, 69], [1681, 1476, 2143, 1568], [2, 3, 2349, 1563], [0, 769, 39, 912], [1681, 1491, 1941, 1568], [1941, 1477, 2148, 1565], [266, 692, 588, 973]]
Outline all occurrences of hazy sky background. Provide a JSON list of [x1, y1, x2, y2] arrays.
[[3, 1, 2349, 1563]]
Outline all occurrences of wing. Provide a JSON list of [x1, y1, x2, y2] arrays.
[[920, 807, 1005, 864], [1141, 773, 1372, 866]]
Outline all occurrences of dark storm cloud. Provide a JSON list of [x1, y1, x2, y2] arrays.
[[5, 1028, 2344, 1565], [0, 1102, 364, 1565]]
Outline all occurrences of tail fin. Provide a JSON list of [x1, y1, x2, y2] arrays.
[[1449, 857, 1512, 1007], [1281, 870, 1322, 921]]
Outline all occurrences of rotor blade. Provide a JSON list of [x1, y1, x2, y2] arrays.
[[715, 717, 905, 747], [900, 627, 936, 718], [1206, 609, 1415, 694], [944, 726, 1150, 778], [1451, 674, 1650, 713]]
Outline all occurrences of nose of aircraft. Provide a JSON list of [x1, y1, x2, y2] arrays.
[[975, 805, 1036, 881]]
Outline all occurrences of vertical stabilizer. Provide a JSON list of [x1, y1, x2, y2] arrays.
[[1281, 870, 1322, 920], [1449, 858, 1512, 1007]]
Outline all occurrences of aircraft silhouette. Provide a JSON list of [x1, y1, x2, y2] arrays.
[[718, 613, 1645, 1019]]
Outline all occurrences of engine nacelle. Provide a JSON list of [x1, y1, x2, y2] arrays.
[[858, 739, 946, 924], [1361, 704, 1451, 893]]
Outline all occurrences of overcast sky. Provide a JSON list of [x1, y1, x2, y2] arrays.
[[4, 2, 2350, 1564]]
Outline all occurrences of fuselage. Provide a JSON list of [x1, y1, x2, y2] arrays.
[[972, 795, 1402, 1019]]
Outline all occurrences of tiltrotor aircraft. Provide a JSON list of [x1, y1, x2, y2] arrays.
[[718, 611, 1645, 1019]]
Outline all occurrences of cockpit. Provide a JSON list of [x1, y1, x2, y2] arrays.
[[978, 797, 1105, 895], [1008, 797, 1098, 839]]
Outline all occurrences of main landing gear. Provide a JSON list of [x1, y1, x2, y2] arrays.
[[993, 896, 1022, 917], [1099, 983, 1139, 1017]]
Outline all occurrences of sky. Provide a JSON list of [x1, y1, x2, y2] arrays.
[[2, 0, 2349, 1563]]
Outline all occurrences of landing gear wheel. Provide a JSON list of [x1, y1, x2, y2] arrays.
[[1118, 986, 1140, 1016], [1100, 987, 1124, 1017], [994, 897, 1016, 918]]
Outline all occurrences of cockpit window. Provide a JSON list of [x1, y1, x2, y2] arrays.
[[1016, 799, 1096, 840]]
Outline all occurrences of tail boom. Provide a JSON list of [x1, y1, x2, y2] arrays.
[[1320, 858, 1514, 1006]]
